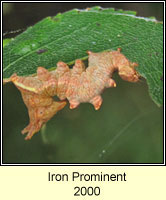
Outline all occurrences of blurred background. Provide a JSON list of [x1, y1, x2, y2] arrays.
[[3, 2, 163, 164]]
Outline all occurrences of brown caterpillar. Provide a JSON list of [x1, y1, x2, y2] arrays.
[[4, 48, 139, 140]]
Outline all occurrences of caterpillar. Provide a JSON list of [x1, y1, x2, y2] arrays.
[[4, 48, 139, 140]]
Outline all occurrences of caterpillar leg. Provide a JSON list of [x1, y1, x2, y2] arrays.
[[21, 107, 41, 140], [23, 119, 44, 140], [105, 78, 116, 88], [90, 95, 103, 110], [69, 100, 80, 109], [22, 124, 32, 135]]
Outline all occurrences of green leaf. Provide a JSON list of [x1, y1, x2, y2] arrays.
[[3, 38, 13, 47], [3, 7, 163, 106]]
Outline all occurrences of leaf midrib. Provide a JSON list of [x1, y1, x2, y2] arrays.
[[4, 19, 105, 72]]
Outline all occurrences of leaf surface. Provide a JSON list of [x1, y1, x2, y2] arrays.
[[3, 7, 163, 105]]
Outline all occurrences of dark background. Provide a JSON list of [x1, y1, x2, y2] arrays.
[[3, 2, 163, 164]]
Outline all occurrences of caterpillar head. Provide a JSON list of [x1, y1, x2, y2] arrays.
[[118, 62, 139, 82]]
